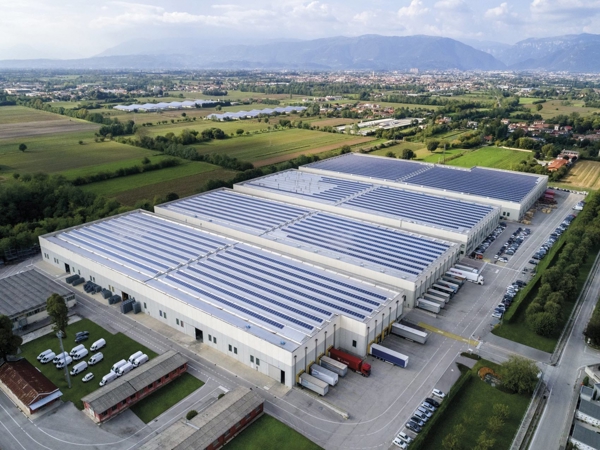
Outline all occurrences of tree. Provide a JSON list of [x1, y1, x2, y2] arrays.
[[427, 140, 440, 152], [0, 315, 23, 362], [340, 145, 352, 154], [236, 128, 244, 135], [474, 431, 495, 450], [165, 192, 179, 202], [536, 103, 543, 111], [487, 415, 504, 434], [181, 112, 186, 117], [500, 355, 539, 394], [442, 433, 460, 450], [18, 143, 27, 152], [385, 151, 396, 158], [12, 173, 20, 180], [401, 149, 416, 160], [493, 404, 510, 421], [46, 294, 69, 337]]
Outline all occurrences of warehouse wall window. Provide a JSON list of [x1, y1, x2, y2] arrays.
[[228, 344, 232, 352], [256, 358, 260, 366], [176, 318, 180, 326], [144, 302, 147, 309], [352, 340, 357, 348], [250, 355, 254, 363], [159, 310, 163, 317], [164, 312, 167, 319], [208, 334, 212, 342], [234, 347, 238, 354]]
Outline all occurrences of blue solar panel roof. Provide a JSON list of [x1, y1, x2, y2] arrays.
[[304, 153, 543, 203]]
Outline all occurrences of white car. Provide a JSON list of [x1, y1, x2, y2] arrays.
[[432, 389, 446, 398], [392, 437, 407, 448], [492, 312, 503, 319], [498, 257, 508, 263], [397, 432, 413, 444], [82, 373, 94, 383]]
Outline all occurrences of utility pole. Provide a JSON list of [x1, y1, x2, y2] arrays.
[[57, 331, 71, 389]]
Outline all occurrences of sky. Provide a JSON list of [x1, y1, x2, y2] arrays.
[[1, 0, 600, 59]]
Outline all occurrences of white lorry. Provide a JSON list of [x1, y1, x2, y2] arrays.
[[447, 267, 484, 285]]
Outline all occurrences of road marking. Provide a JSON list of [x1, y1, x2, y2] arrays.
[[418, 322, 479, 347]]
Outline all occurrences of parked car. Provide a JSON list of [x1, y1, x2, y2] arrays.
[[424, 397, 440, 408], [406, 421, 422, 433], [498, 257, 508, 263], [492, 311, 503, 319], [75, 334, 89, 344], [432, 389, 446, 398], [410, 416, 425, 427], [82, 373, 94, 383], [529, 259, 538, 265], [75, 331, 89, 338], [392, 437, 407, 449]]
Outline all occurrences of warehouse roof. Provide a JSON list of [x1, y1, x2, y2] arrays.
[[303, 153, 544, 204], [0, 269, 72, 318], [572, 422, 600, 449], [82, 351, 187, 414], [139, 387, 263, 450], [206, 105, 306, 120], [579, 399, 600, 420], [238, 170, 497, 233], [0, 359, 61, 409]]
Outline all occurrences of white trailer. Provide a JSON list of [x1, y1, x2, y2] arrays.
[[432, 283, 455, 297], [320, 356, 348, 377], [448, 268, 484, 285], [428, 289, 450, 303], [417, 298, 441, 314], [443, 274, 465, 287], [438, 279, 460, 292], [299, 373, 329, 396], [424, 292, 446, 307], [455, 263, 479, 274], [391, 323, 429, 344], [311, 364, 339, 386]]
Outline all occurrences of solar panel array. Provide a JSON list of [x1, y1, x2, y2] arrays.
[[160, 190, 310, 234], [206, 106, 307, 121], [47, 212, 234, 281], [113, 99, 216, 112], [305, 153, 542, 203], [152, 244, 392, 341], [267, 213, 451, 279], [242, 170, 372, 204]]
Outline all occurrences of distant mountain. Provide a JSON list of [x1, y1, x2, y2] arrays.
[[490, 34, 600, 71], [0, 34, 505, 71]]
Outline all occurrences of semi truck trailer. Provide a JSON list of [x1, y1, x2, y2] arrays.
[[437, 279, 460, 293], [310, 364, 339, 386], [443, 275, 464, 287], [320, 356, 348, 377], [391, 323, 429, 344], [427, 289, 450, 303], [423, 293, 446, 308], [299, 373, 329, 396], [447, 268, 484, 285], [370, 344, 409, 368], [432, 283, 455, 298], [417, 298, 441, 314], [454, 263, 479, 274], [329, 348, 371, 377]]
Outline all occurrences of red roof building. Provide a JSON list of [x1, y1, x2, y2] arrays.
[[0, 359, 62, 415], [548, 158, 569, 172]]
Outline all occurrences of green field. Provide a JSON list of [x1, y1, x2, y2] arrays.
[[522, 99, 600, 119], [518, 97, 545, 105], [130, 373, 204, 423], [0, 131, 152, 176], [57, 154, 174, 180], [225, 414, 322, 450], [19, 318, 157, 410], [0, 106, 66, 124], [419, 148, 465, 163], [146, 118, 268, 137], [418, 361, 530, 450], [445, 146, 533, 170]]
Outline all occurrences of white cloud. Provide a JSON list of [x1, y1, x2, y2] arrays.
[[398, 0, 429, 18], [434, 0, 470, 13], [485, 2, 510, 19]]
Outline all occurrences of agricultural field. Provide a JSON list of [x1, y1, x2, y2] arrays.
[[57, 154, 179, 180], [145, 118, 269, 137], [553, 160, 600, 190], [522, 100, 600, 119], [376, 101, 441, 111], [371, 141, 425, 158], [518, 97, 545, 105], [309, 118, 357, 128], [419, 148, 466, 163], [194, 129, 374, 166], [0, 106, 66, 124], [445, 146, 533, 170]]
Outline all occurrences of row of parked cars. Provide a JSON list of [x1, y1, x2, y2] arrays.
[[100, 351, 149, 386], [528, 215, 574, 266], [493, 280, 527, 319], [471, 224, 506, 259], [495, 227, 531, 263], [393, 389, 446, 447]]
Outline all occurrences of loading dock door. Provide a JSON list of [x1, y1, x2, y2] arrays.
[[64, 263, 70, 273], [280, 370, 286, 385], [195, 328, 203, 342]]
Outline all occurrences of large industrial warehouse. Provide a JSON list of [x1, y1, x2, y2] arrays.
[[39, 211, 403, 387], [234, 170, 500, 255], [300, 152, 548, 220]]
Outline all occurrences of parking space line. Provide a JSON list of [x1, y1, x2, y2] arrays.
[[417, 322, 478, 347]]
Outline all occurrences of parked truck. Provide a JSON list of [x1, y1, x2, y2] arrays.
[[423, 293, 445, 308], [426, 289, 450, 303], [454, 263, 479, 274], [417, 298, 441, 314], [329, 348, 371, 377], [310, 364, 339, 386], [432, 283, 455, 298], [370, 344, 409, 368], [391, 323, 428, 344], [447, 268, 484, 285], [443, 275, 464, 287], [437, 279, 459, 293], [299, 373, 329, 396], [320, 356, 348, 377]]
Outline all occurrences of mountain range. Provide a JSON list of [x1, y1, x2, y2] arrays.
[[1, 33, 600, 72]]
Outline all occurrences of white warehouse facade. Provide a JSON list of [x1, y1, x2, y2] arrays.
[[300, 153, 548, 220], [39, 211, 402, 388]]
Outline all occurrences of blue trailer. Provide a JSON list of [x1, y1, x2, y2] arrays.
[[370, 343, 409, 368]]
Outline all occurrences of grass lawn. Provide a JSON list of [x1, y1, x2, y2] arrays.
[[0, 106, 65, 124], [57, 154, 178, 180], [129, 373, 204, 423], [19, 318, 157, 410], [418, 360, 531, 449], [419, 148, 465, 163], [522, 100, 600, 119], [225, 414, 322, 450], [518, 97, 545, 105], [446, 146, 533, 170], [80, 160, 221, 198], [371, 141, 424, 158], [146, 118, 268, 137]]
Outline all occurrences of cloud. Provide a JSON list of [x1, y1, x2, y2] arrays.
[[398, 0, 429, 18], [434, 0, 470, 13], [485, 2, 510, 19]]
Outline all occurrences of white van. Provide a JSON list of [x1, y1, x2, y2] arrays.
[[128, 351, 143, 365], [56, 355, 73, 369], [99, 372, 117, 387], [132, 354, 148, 368], [89, 352, 104, 366], [90, 338, 106, 352], [73, 348, 89, 361], [37, 349, 53, 361], [70, 361, 88, 376], [40, 351, 56, 364], [53, 351, 69, 364], [111, 359, 127, 374], [116, 362, 134, 377], [69, 344, 85, 357]]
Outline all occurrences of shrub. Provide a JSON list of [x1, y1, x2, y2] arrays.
[[186, 410, 198, 420]]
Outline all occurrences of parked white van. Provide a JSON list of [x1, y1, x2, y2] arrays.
[[55, 355, 73, 369], [70, 361, 88, 376], [116, 362, 134, 377], [90, 338, 106, 352], [73, 348, 89, 361], [99, 372, 117, 387], [128, 351, 143, 365], [132, 354, 148, 368], [37, 349, 53, 361], [53, 351, 69, 364], [69, 344, 85, 357], [40, 351, 56, 364], [111, 359, 127, 374], [88, 352, 104, 366]]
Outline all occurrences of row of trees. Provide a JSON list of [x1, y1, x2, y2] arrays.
[[72, 157, 180, 186]]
